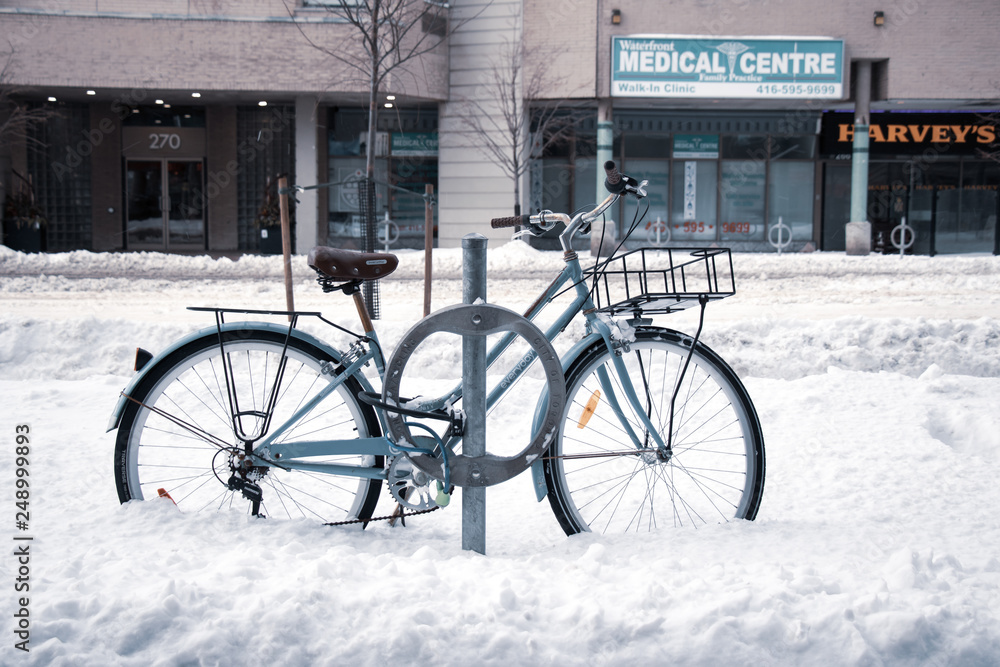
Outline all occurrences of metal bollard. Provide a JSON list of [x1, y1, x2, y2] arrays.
[[462, 233, 488, 554]]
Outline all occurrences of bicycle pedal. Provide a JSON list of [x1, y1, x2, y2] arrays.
[[435, 482, 451, 507]]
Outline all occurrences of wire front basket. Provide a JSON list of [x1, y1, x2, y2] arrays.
[[585, 247, 736, 316]]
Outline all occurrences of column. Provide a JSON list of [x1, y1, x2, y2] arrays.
[[846, 61, 872, 256], [596, 98, 614, 206]]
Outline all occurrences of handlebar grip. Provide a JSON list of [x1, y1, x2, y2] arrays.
[[604, 160, 625, 194], [490, 214, 530, 229]]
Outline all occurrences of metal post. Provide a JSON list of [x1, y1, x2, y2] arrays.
[[847, 60, 872, 255], [462, 233, 487, 555], [596, 100, 614, 219], [424, 184, 434, 317]]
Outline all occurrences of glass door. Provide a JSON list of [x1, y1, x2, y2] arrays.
[[821, 163, 851, 251], [166, 161, 205, 250], [126, 159, 205, 251], [126, 160, 164, 249]]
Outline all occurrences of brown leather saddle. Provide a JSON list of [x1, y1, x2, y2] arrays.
[[307, 246, 399, 281]]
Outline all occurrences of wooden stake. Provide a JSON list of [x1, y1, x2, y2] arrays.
[[278, 176, 295, 320]]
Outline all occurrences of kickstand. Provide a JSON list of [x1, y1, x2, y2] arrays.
[[388, 503, 407, 528]]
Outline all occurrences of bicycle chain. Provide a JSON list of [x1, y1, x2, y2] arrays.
[[323, 504, 440, 527]]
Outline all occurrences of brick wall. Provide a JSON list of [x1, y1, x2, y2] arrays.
[[0, 9, 448, 100], [525, 0, 1000, 101]]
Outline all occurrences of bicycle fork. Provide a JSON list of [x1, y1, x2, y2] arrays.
[[586, 295, 709, 461]]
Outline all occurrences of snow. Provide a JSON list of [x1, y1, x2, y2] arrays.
[[3, 242, 1000, 665]]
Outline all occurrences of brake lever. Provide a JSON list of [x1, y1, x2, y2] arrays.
[[625, 178, 648, 199], [512, 221, 549, 240]]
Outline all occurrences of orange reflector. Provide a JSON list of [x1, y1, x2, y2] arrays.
[[577, 390, 601, 429], [157, 488, 176, 504]]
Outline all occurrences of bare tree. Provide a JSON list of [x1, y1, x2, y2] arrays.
[[286, 0, 469, 180], [1, 49, 60, 236], [0, 50, 56, 154], [455, 34, 585, 216]]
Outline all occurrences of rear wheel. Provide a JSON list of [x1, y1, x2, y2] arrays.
[[544, 328, 765, 535], [114, 330, 383, 524]]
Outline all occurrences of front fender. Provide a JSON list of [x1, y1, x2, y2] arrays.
[[106, 322, 361, 432]]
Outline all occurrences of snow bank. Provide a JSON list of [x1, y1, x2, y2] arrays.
[[2, 245, 1000, 665]]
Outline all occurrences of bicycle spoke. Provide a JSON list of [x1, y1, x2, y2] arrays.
[[548, 330, 763, 535]]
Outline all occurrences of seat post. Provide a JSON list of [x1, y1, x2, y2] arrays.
[[351, 289, 375, 334]]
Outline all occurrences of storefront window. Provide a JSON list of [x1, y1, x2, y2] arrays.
[[768, 161, 814, 245], [328, 157, 388, 247], [327, 108, 437, 250], [770, 135, 816, 160], [720, 160, 766, 242], [722, 135, 769, 161], [566, 157, 597, 216], [627, 159, 669, 239], [957, 162, 999, 253], [670, 160, 717, 242], [529, 120, 822, 250]]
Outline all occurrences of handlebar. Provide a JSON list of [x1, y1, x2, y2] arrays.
[[490, 161, 646, 251], [603, 160, 625, 194], [490, 214, 530, 229]]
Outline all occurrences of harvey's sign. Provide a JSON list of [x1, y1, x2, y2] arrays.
[[821, 112, 999, 157], [611, 35, 843, 99]]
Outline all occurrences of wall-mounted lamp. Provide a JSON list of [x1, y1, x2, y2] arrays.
[[611, 9, 621, 24], [873, 11, 885, 26]]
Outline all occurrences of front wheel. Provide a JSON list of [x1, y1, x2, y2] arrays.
[[544, 328, 765, 535], [114, 329, 383, 524]]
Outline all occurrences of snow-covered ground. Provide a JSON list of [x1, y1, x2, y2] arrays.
[[2, 242, 1000, 666]]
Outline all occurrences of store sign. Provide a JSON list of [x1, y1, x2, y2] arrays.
[[674, 134, 719, 158], [122, 127, 206, 158], [391, 132, 438, 156], [612, 36, 843, 99], [820, 112, 1000, 157]]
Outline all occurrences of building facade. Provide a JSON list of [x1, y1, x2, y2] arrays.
[[1, 0, 998, 255]]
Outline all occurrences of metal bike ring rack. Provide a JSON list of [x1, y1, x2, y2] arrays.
[[382, 302, 567, 488]]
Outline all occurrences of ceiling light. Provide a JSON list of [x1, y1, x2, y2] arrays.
[[155, 99, 164, 105], [86, 90, 96, 95], [47, 96, 57, 102], [384, 102, 393, 108], [258, 100, 268, 107], [163, 104, 171, 109], [386, 95, 396, 101], [191, 92, 201, 98]]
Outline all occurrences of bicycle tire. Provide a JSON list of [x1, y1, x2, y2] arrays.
[[543, 327, 764, 535], [114, 329, 384, 524]]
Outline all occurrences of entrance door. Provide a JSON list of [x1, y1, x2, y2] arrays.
[[821, 164, 851, 251], [126, 159, 205, 251]]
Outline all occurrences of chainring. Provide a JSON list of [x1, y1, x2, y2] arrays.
[[387, 455, 438, 511]]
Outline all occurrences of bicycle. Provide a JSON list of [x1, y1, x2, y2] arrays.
[[109, 161, 765, 536]]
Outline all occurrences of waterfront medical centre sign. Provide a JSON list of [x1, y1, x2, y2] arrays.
[[612, 36, 844, 99]]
